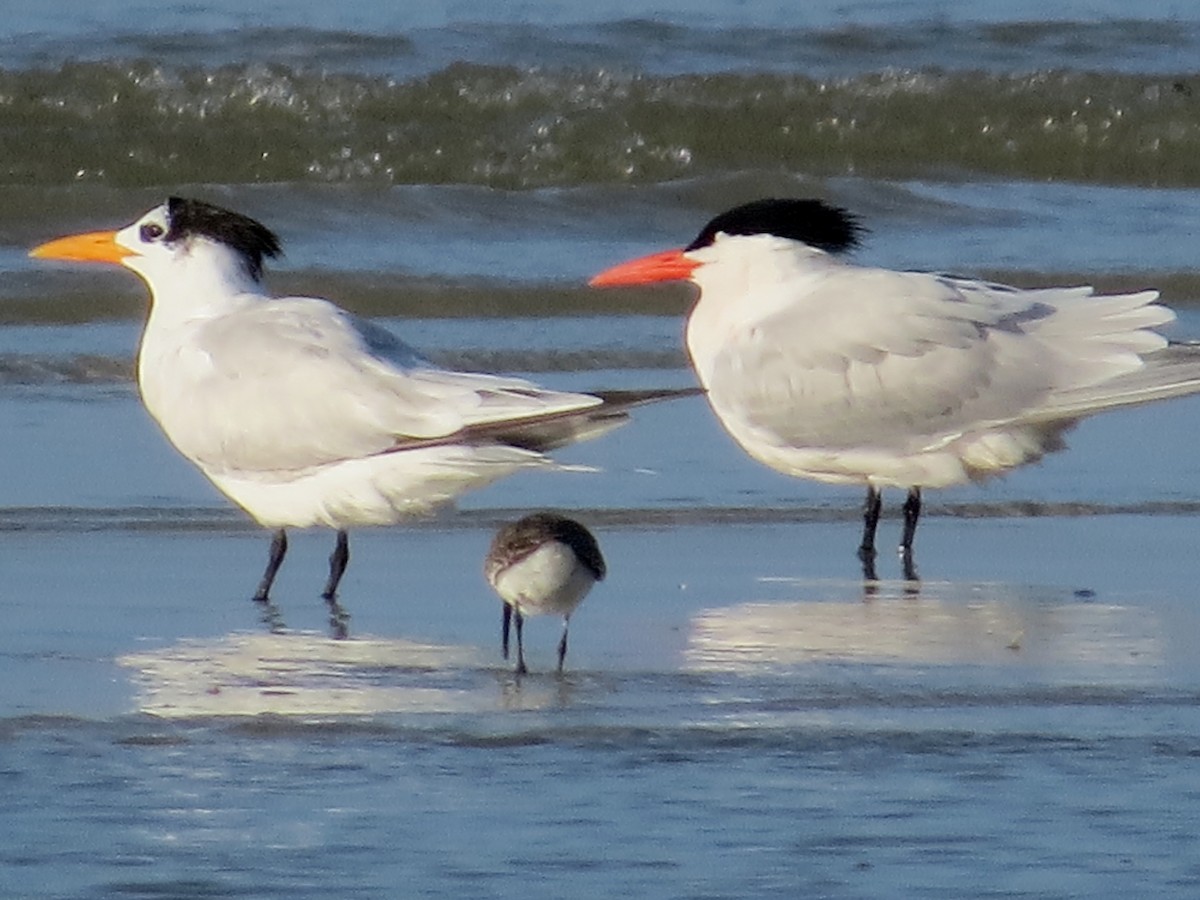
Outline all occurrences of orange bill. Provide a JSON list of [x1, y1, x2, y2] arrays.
[[29, 230, 132, 264], [589, 248, 699, 287]]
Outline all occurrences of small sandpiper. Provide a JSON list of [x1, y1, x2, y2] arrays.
[[484, 512, 606, 674]]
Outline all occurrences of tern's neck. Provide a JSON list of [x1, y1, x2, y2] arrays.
[[685, 243, 838, 384], [137, 255, 266, 330], [133, 253, 267, 416]]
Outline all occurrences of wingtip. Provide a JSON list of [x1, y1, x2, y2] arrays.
[[591, 386, 706, 409]]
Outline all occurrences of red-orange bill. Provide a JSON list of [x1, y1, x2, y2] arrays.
[[589, 248, 698, 287]]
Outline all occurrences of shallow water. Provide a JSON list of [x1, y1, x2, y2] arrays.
[[7, 372, 1200, 898], [4, 1, 1200, 897], [5, 517, 1200, 898]]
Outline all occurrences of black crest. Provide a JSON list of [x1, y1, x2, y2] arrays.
[[685, 198, 864, 255], [165, 197, 283, 279]]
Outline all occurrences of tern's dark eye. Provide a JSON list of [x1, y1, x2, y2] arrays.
[[139, 223, 165, 242]]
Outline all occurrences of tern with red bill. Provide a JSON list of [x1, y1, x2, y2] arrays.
[[591, 198, 1200, 578], [31, 197, 690, 611]]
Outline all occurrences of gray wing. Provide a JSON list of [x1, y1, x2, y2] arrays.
[[706, 268, 1167, 455], [158, 297, 604, 473]]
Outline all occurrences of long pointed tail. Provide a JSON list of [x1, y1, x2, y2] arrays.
[[385, 386, 705, 454], [1025, 341, 1200, 423]]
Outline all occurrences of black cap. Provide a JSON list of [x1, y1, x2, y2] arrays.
[[685, 198, 864, 255], [165, 197, 282, 279]]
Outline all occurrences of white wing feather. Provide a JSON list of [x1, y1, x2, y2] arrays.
[[143, 296, 601, 474], [702, 267, 1173, 459]]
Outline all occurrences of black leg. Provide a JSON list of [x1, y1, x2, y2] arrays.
[[858, 486, 882, 579], [556, 618, 570, 674], [860, 553, 879, 585], [901, 487, 922, 584], [321, 530, 350, 602], [858, 486, 882, 559], [252, 528, 288, 603], [900, 487, 922, 553], [502, 603, 513, 659], [514, 609, 528, 676]]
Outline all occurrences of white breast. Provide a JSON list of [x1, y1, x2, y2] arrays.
[[490, 542, 597, 618]]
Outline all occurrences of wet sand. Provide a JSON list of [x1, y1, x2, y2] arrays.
[[4, 499, 1199, 719]]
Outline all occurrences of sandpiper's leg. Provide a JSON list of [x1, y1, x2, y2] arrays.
[[514, 609, 528, 676], [556, 618, 570, 673], [502, 603, 513, 659]]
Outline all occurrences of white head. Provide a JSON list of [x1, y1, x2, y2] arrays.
[[30, 197, 283, 311]]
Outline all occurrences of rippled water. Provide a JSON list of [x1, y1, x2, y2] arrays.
[[5, 1, 1200, 897], [6, 62, 1200, 188]]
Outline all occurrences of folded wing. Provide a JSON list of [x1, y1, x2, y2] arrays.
[[162, 297, 610, 473], [708, 268, 1174, 457]]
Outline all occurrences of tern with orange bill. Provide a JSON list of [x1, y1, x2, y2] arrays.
[[31, 197, 693, 613]]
